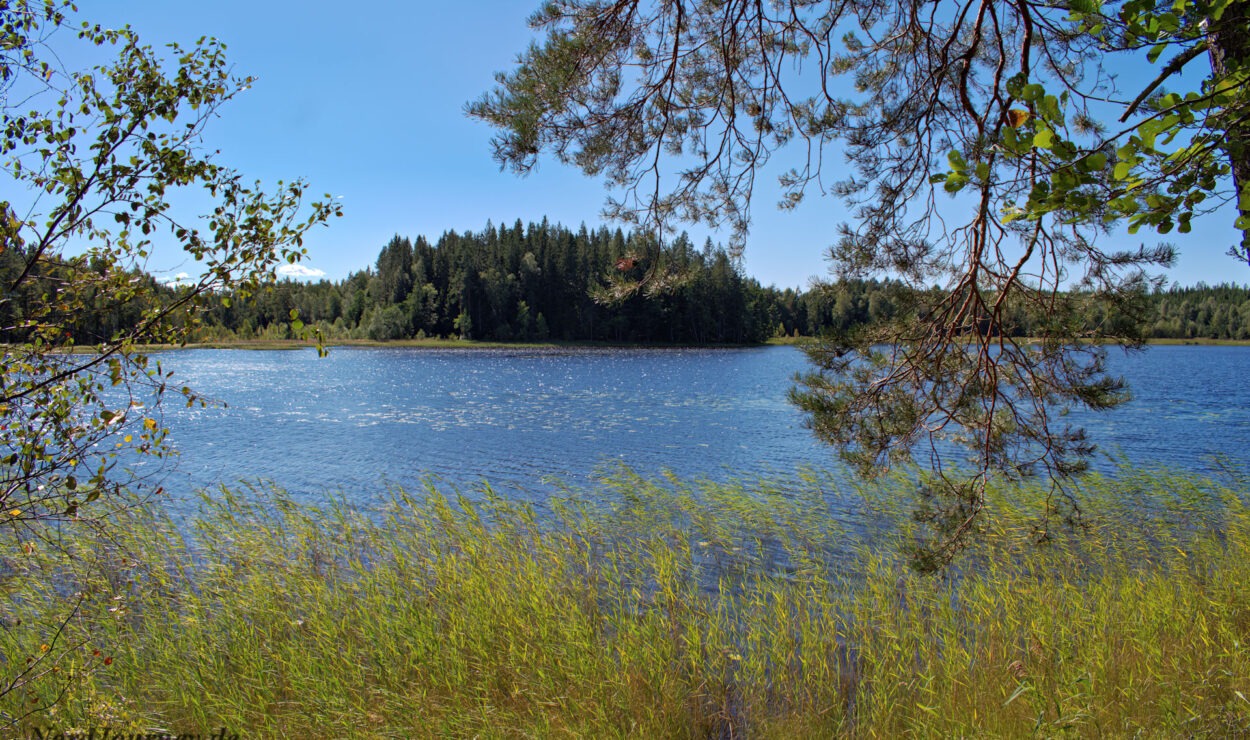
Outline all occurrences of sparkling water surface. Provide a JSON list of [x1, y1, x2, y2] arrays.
[[140, 345, 1250, 505]]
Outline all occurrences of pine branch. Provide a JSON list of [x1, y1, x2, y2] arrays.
[[1119, 41, 1209, 122]]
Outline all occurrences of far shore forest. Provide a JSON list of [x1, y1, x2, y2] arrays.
[[7, 218, 1250, 346]]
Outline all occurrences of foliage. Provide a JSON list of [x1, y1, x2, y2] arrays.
[[189, 235, 1250, 344], [1142, 281, 1250, 338], [0, 0, 339, 527], [0, 0, 338, 716], [469, 0, 1250, 559], [196, 220, 779, 344], [2, 468, 1249, 735]]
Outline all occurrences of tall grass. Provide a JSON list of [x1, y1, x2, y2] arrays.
[[2, 467, 1249, 737]]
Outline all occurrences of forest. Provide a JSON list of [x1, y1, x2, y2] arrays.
[[202, 220, 779, 344], [3, 217, 1249, 346]]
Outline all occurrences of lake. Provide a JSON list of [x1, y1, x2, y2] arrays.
[[141, 344, 1250, 504]]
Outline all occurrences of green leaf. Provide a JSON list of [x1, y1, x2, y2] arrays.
[[1006, 73, 1027, 98], [1001, 127, 1029, 155], [947, 149, 967, 172], [1113, 161, 1132, 180], [1032, 128, 1054, 149], [1039, 95, 1062, 125]]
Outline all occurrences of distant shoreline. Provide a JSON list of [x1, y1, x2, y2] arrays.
[[1135, 337, 1250, 346], [53, 335, 1250, 353], [128, 338, 791, 352]]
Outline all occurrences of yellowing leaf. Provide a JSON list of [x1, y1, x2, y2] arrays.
[[1006, 109, 1030, 128], [144, 418, 157, 431], [7, 509, 19, 517]]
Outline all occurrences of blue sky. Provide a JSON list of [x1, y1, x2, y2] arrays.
[[84, 1, 1247, 290]]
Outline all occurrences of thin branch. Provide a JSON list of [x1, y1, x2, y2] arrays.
[[1119, 41, 1209, 122]]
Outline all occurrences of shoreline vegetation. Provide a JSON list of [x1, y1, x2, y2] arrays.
[[104, 335, 1250, 352], [11, 218, 1250, 351], [3, 466, 1248, 736]]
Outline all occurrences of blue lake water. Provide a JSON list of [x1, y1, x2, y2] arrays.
[[141, 345, 1250, 504]]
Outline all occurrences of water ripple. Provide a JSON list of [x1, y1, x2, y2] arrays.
[[141, 345, 1250, 505]]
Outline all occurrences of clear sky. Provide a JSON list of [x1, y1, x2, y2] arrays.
[[80, 1, 1248, 290]]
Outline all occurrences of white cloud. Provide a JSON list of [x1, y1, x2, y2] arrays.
[[277, 264, 327, 280], [161, 271, 193, 287]]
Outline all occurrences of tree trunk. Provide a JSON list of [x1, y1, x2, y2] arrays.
[[1206, 3, 1250, 262]]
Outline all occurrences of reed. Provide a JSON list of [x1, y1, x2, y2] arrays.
[[2, 466, 1248, 737]]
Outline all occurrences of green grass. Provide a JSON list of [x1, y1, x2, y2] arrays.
[[2, 467, 1249, 737], [1140, 337, 1250, 346]]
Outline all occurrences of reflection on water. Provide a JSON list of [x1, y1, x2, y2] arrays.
[[139, 345, 1249, 505]]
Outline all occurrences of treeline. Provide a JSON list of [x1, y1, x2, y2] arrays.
[[1140, 282, 1250, 340], [174, 220, 1250, 344], [0, 247, 162, 345], [189, 217, 1250, 342], [4, 218, 1249, 345], [196, 220, 789, 344], [787, 279, 1250, 341]]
